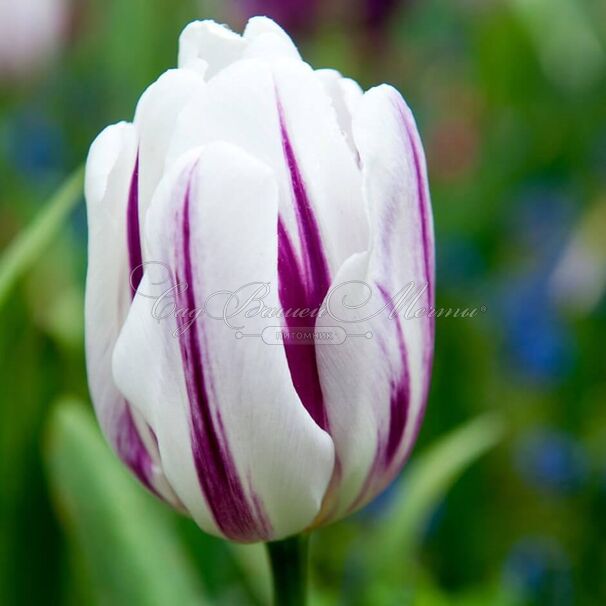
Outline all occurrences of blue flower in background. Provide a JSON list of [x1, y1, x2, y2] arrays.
[[504, 537, 573, 606], [509, 185, 574, 264], [7, 107, 65, 180], [514, 430, 588, 495], [497, 184, 576, 383], [500, 273, 573, 382]]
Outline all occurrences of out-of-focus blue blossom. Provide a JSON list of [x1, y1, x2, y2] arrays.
[[514, 430, 588, 494], [497, 185, 576, 382], [503, 537, 573, 606], [7, 108, 65, 181], [499, 273, 574, 382], [509, 185, 575, 264], [234, 0, 317, 35]]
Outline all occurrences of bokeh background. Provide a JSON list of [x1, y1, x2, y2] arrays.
[[1, 0, 605, 605]]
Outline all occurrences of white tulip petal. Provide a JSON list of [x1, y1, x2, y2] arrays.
[[169, 57, 367, 277], [244, 16, 299, 46], [84, 122, 179, 505], [315, 68, 363, 157], [243, 16, 301, 61], [178, 20, 245, 78], [269, 60, 373, 440], [315, 84, 435, 520], [86, 17, 434, 536], [271, 58, 368, 271], [167, 56, 369, 434], [85, 122, 135, 439], [340, 77, 364, 115], [112, 143, 335, 542], [134, 68, 205, 227]]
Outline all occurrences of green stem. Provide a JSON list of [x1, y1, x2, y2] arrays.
[[0, 166, 84, 310], [266, 535, 309, 606]]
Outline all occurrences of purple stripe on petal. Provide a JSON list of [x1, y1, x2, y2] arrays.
[[115, 405, 159, 496], [276, 101, 331, 432], [392, 95, 435, 458], [122, 152, 165, 499], [278, 105, 331, 306], [278, 219, 328, 431], [127, 155, 143, 296], [392, 97, 433, 307], [377, 284, 410, 466], [385, 376, 410, 461], [175, 169, 271, 542], [347, 285, 411, 513]]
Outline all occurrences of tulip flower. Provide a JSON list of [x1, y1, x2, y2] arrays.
[[85, 16, 434, 556]]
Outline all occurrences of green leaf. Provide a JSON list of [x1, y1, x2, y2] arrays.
[[370, 414, 505, 572], [0, 167, 84, 310], [44, 399, 206, 606]]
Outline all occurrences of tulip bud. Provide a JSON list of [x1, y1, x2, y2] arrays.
[[85, 17, 434, 542]]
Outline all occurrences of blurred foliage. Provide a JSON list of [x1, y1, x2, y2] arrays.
[[1, 0, 606, 605], [0, 167, 83, 309], [42, 399, 503, 606], [45, 400, 206, 606]]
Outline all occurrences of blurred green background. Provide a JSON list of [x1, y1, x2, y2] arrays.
[[1, 0, 605, 605]]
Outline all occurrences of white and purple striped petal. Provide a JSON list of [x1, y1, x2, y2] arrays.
[[315, 84, 434, 521], [86, 16, 434, 541], [112, 144, 335, 542], [276, 104, 332, 431], [84, 123, 179, 504]]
